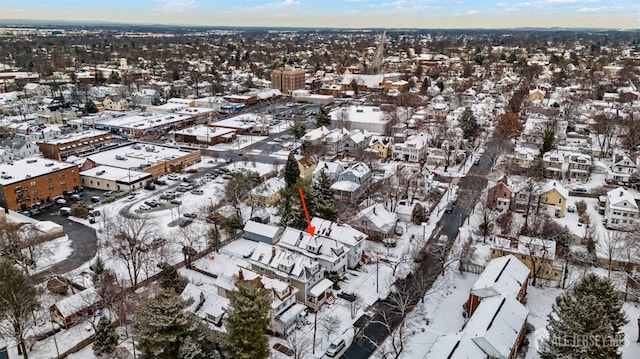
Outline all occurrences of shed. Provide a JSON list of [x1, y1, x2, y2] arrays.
[[243, 220, 283, 244]]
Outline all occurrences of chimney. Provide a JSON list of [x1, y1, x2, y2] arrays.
[[271, 246, 276, 259], [620, 190, 624, 197], [199, 292, 205, 306]]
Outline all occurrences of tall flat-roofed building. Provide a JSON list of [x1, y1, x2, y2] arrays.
[[271, 69, 305, 94]]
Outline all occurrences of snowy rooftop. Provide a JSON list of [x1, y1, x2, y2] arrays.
[[470, 255, 530, 300], [351, 203, 397, 234], [36, 129, 111, 145], [463, 295, 529, 358], [540, 180, 569, 199], [249, 177, 286, 198], [83, 143, 194, 170], [250, 242, 321, 282], [329, 106, 390, 124], [243, 220, 282, 240], [278, 227, 348, 263], [212, 113, 262, 130], [425, 332, 485, 359], [492, 235, 557, 259], [95, 112, 190, 131], [331, 180, 360, 192], [52, 287, 101, 318], [171, 125, 236, 138], [302, 126, 331, 142], [181, 282, 228, 321], [0, 157, 75, 185], [80, 165, 151, 182], [607, 187, 639, 211], [311, 217, 367, 247]]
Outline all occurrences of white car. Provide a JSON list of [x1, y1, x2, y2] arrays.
[[138, 204, 150, 211]]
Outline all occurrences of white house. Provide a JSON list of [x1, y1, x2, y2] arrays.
[[604, 187, 640, 230], [392, 132, 428, 162], [277, 227, 349, 275], [311, 217, 368, 269], [607, 152, 639, 185]]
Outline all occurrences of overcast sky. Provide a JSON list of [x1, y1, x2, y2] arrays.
[[1, 0, 638, 29]]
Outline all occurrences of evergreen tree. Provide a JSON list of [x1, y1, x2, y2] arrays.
[[85, 100, 98, 114], [459, 107, 479, 139], [158, 264, 188, 294], [277, 184, 309, 230], [311, 171, 337, 221], [94, 70, 106, 85], [290, 120, 306, 140], [93, 316, 118, 357], [135, 289, 206, 359], [315, 107, 331, 127], [539, 274, 627, 359], [284, 152, 300, 188], [224, 281, 271, 359], [108, 71, 121, 84]]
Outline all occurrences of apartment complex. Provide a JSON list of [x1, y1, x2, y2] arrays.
[[271, 69, 305, 94], [36, 130, 113, 160], [0, 158, 81, 211]]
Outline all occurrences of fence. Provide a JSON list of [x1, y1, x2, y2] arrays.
[[459, 261, 486, 274]]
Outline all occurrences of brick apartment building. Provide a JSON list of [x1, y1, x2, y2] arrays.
[[0, 158, 81, 211], [36, 130, 113, 161], [271, 69, 305, 94]]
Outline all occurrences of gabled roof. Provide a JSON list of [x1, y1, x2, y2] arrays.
[[311, 217, 367, 247], [607, 187, 639, 211], [471, 255, 530, 300], [52, 287, 101, 318], [540, 181, 568, 199], [351, 203, 397, 234]]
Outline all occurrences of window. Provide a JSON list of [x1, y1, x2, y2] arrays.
[[60, 181, 66, 186], [32, 189, 38, 195], [558, 198, 562, 204], [30, 181, 36, 186], [47, 176, 53, 181], [59, 173, 65, 178], [48, 185, 54, 190]]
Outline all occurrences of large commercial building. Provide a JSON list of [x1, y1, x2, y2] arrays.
[[0, 158, 81, 211], [271, 69, 305, 94]]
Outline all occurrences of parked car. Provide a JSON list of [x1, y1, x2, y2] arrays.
[[191, 189, 204, 195], [70, 193, 82, 201], [60, 207, 71, 216], [383, 237, 397, 248], [90, 196, 101, 203], [160, 193, 174, 200], [574, 187, 588, 193], [144, 183, 156, 190], [567, 205, 576, 213], [325, 338, 346, 357], [54, 196, 67, 205], [473, 156, 480, 165], [19, 210, 32, 217], [138, 204, 150, 211], [103, 191, 115, 197], [185, 168, 198, 173], [178, 219, 193, 227], [184, 213, 197, 219], [144, 200, 159, 208], [170, 199, 182, 205]]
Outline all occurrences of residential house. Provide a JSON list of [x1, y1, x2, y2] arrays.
[[604, 187, 640, 230], [542, 151, 564, 180], [213, 265, 300, 338], [567, 153, 592, 182], [301, 126, 331, 146], [248, 177, 286, 207], [102, 94, 129, 111], [491, 234, 562, 281], [50, 287, 102, 329], [181, 283, 229, 327], [467, 255, 530, 316], [369, 135, 393, 159], [331, 162, 371, 200], [322, 128, 349, 156], [296, 156, 317, 179], [312, 160, 345, 183], [528, 88, 546, 102], [426, 296, 528, 359], [342, 129, 370, 156], [538, 181, 568, 217], [311, 217, 368, 269], [487, 178, 513, 211], [0, 137, 40, 162], [350, 203, 397, 241], [607, 152, 640, 186], [277, 227, 349, 275], [392, 132, 428, 162], [249, 242, 331, 310], [508, 147, 535, 170]]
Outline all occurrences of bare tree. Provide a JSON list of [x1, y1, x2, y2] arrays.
[[105, 215, 159, 287], [287, 330, 312, 359], [596, 229, 626, 278], [520, 235, 555, 286], [0, 220, 51, 276], [319, 313, 341, 342]]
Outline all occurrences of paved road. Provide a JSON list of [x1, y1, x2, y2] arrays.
[[31, 210, 98, 283], [341, 153, 492, 359]]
